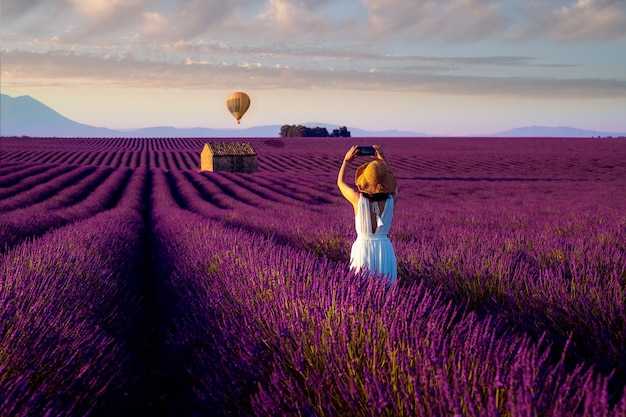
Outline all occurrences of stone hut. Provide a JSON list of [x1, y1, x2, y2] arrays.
[[200, 141, 257, 173]]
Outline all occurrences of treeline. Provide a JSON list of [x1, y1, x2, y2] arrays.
[[279, 124, 351, 137]]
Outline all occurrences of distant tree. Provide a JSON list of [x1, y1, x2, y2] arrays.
[[308, 126, 329, 137], [280, 124, 307, 137], [279, 124, 345, 137], [280, 125, 330, 138], [331, 126, 351, 137], [280, 124, 290, 137], [295, 125, 308, 137]]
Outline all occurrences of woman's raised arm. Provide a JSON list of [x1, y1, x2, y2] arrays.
[[337, 146, 361, 213]]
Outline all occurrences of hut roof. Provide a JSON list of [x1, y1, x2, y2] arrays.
[[204, 141, 256, 156]]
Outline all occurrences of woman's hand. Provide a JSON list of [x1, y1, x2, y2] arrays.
[[373, 145, 387, 161], [374, 145, 394, 172], [344, 145, 359, 163]]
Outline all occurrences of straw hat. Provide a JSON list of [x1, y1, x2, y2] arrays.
[[355, 160, 397, 195]]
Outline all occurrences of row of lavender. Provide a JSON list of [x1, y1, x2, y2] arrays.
[[3, 165, 624, 415], [0, 163, 136, 252], [2, 137, 625, 415], [3, 137, 625, 181], [150, 168, 625, 416], [166, 164, 626, 386], [0, 149, 199, 171], [1, 169, 151, 416], [2, 154, 625, 385]]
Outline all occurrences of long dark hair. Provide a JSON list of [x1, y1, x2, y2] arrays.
[[361, 192, 390, 202]]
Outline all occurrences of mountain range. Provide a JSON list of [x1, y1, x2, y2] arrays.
[[1, 94, 624, 138]]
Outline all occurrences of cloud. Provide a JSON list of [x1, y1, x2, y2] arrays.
[[0, 0, 72, 36], [257, 0, 332, 37], [1, 0, 51, 21], [3, 0, 625, 44], [71, 0, 144, 21], [165, 0, 247, 39], [1, 0, 247, 41], [3, 48, 624, 98], [361, 0, 509, 41], [141, 12, 170, 36], [360, 0, 626, 43], [1, 0, 623, 106], [74, 1, 150, 38], [521, 0, 626, 41]]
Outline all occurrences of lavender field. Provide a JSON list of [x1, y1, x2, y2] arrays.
[[1, 136, 625, 416]]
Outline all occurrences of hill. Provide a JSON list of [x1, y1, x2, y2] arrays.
[[489, 125, 624, 138], [1, 94, 624, 138], [0, 94, 120, 137], [0, 94, 432, 137]]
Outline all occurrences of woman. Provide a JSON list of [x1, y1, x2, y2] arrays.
[[337, 145, 398, 284]]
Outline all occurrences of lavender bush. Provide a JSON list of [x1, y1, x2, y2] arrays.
[[162, 150, 625, 388], [0, 136, 624, 415], [0, 164, 74, 196], [0, 165, 98, 212], [0, 207, 149, 416], [0, 167, 142, 252], [149, 167, 625, 416]]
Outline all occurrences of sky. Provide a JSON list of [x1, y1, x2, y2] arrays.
[[1, 0, 626, 135]]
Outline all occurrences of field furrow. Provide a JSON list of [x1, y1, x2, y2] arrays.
[[165, 169, 229, 216], [0, 164, 75, 196], [195, 171, 263, 207], [274, 172, 337, 203], [179, 150, 199, 170], [6, 166, 115, 212], [0, 167, 137, 252], [0, 163, 50, 184], [207, 171, 291, 205], [0, 161, 29, 176], [1, 136, 625, 416], [0, 206, 149, 416], [0, 165, 97, 212], [167, 171, 234, 211]]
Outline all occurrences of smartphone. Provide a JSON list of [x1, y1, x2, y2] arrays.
[[356, 146, 375, 156]]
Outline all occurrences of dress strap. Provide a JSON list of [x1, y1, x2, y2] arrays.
[[372, 201, 384, 228]]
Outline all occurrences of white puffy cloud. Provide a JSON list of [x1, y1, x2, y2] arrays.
[[61, 0, 149, 38], [256, 0, 335, 37], [71, 0, 144, 21], [141, 12, 169, 36]]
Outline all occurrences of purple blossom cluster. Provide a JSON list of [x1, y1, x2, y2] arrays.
[[0, 165, 145, 252], [0, 208, 148, 415], [1, 136, 625, 415]]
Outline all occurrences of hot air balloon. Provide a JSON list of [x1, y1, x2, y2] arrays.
[[226, 91, 250, 124]]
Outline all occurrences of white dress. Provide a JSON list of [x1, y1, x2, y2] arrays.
[[350, 194, 397, 284]]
